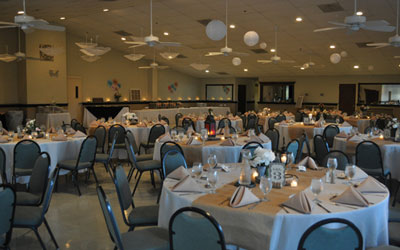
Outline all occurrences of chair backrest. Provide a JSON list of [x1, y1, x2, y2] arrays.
[[77, 136, 97, 166], [42, 168, 59, 215], [109, 124, 126, 145], [268, 118, 277, 130], [125, 135, 138, 168], [75, 123, 87, 134], [125, 130, 139, 154], [239, 114, 246, 129], [114, 166, 134, 227], [286, 139, 299, 163], [295, 112, 303, 122], [375, 118, 386, 130], [96, 186, 124, 250], [275, 114, 286, 122], [246, 114, 257, 130], [322, 150, 350, 171], [148, 124, 166, 144], [94, 125, 107, 153], [0, 147, 6, 184], [13, 139, 41, 171], [217, 118, 232, 129], [364, 126, 372, 134], [161, 116, 170, 125], [70, 119, 79, 130], [239, 142, 264, 162], [0, 185, 16, 249], [298, 218, 363, 250], [323, 125, 339, 147], [162, 150, 187, 178], [356, 141, 383, 172], [182, 118, 194, 131], [265, 129, 279, 152], [175, 113, 183, 127], [160, 141, 184, 166], [169, 206, 226, 250], [313, 135, 329, 165], [297, 133, 311, 161], [29, 152, 51, 202]]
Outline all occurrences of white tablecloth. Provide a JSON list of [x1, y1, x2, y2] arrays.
[[36, 112, 71, 129], [333, 136, 400, 181], [159, 164, 389, 250], [83, 107, 129, 128], [260, 115, 295, 133], [153, 136, 271, 165], [0, 137, 85, 183]]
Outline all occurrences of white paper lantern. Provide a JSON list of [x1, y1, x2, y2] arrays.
[[232, 57, 241, 66], [243, 31, 259, 46], [368, 65, 374, 71], [259, 42, 267, 49], [206, 20, 226, 41], [340, 51, 348, 57], [330, 53, 341, 64]]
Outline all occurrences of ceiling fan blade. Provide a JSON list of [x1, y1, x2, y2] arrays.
[[0, 54, 17, 62], [138, 66, 152, 69], [124, 41, 146, 45], [364, 20, 390, 26], [257, 60, 272, 64], [313, 26, 347, 32], [0, 26, 18, 29], [394, 56, 400, 59], [25, 56, 43, 61], [128, 44, 145, 49], [0, 21, 18, 26], [328, 21, 350, 27], [157, 66, 169, 69], [366, 42, 390, 48], [281, 60, 296, 63], [124, 54, 145, 62], [128, 36, 146, 42], [230, 51, 249, 57], [29, 19, 65, 31], [361, 24, 396, 32], [205, 52, 223, 57], [158, 42, 181, 47]]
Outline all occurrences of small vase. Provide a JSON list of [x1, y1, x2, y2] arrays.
[[239, 158, 252, 186]]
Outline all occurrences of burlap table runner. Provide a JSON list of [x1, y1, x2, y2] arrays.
[[287, 124, 315, 140], [345, 137, 400, 155]]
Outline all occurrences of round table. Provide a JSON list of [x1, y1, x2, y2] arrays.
[[158, 164, 389, 250], [258, 113, 295, 133], [153, 136, 271, 166], [193, 118, 243, 133], [344, 116, 371, 134]]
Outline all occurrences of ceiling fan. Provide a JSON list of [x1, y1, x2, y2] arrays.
[[294, 55, 324, 70], [0, 46, 17, 63], [314, 0, 395, 33], [0, 0, 65, 33], [124, 0, 181, 48], [367, 0, 400, 48], [138, 51, 168, 70], [257, 27, 295, 64], [1, 28, 42, 62], [205, 0, 249, 57]]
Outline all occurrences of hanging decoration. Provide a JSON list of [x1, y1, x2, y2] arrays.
[[243, 31, 259, 46], [108, 79, 122, 102], [259, 42, 267, 49], [329, 53, 341, 64], [168, 82, 178, 93], [223, 85, 231, 95], [232, 57, 241, 66], [206, 20, 227, 41]]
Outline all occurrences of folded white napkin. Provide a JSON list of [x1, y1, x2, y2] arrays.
[[314, 120, 323, 128], [349, 135, 364, 142], [258, 133, 270, 143], [342, 121, 352, 127], [0, 136, 8, 143], [66, 127, 76, 135], [336, 131, 348, 138], [190, 138, 202, 145], [229, 186, 260, 208], [249, 135, 263, 144], [172, 175, 204, 192], [220, 138, 235, 146], [73, 130, 86, 138], [331, 186, 369, 207], [357, 176, 387, 193], [52, 134, 67, 141], [186, 126, 195, 135], [282, 191, 313, 214], [297, 156, 318, 170], [158, 133, 172, 143], [47, 127, 57, 133], [167, 166, 190, 180]]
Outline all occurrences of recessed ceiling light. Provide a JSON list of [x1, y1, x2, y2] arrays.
[[163, 32, 169, 36], [353, 65, 360, 69], [17, 10, 24, 15], [244, 68, 248, 72], [121, 37, 126, 41], [356, 11, 363, 16], [295, 17, 303, 22], [103, 8, 109, 12], [329, 44, 336, 49], [300, 67, 305, 70], [60, 17, 66, 20], [398, 64, 400, 68], [270, 48, 276, 53], [229, 24, 235, 29], [205, 70, 209, 73]]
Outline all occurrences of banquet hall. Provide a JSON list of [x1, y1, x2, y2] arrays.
[[0, 0, 400, 249]]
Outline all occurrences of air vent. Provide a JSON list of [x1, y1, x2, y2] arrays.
[[197, 19, 212, 26], [317, 3, 344, 13], [356, 42, 373, 48], [177, 54, 187, 59], [129, 89, 141, 101], [216, 72, 229, 75], [114, 30, 132, 36], [250, 49, 268, 54]]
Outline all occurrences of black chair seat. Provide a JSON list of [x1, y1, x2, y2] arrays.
[[121, 227, 169, 250], [136, 154, 153, 162], [362, 167, 390, 177], [136, 160, 161, 171], [13, 206, 42, 227], [16, 192, 41, 206], [15, 168, 33, 177], [58, 160, 91, 171], [114, 143, 125, 149], [389, 222, 400, 246], [95, 153, 108, 162], [140, 142, 155, 149], [128, 205, 159, 225]]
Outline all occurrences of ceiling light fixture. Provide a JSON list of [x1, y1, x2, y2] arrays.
[[300, 67, 305, 70], [103, 8, 109, 12], [295, 17, 303, 22], [60, 17, 66, 20], [244, 68, 248, 72], [229, 24, 235, 29], [270, 48, 276, 53], [329, 45, 336, 49], [205, 69, 210, 73], [121, 37, 126, 41], [353, 65, 360, 69], [17, 10, 24, 15], [398, 64, 400, 68], [356, 11, 363, 16], [163, 32, 169, 36]]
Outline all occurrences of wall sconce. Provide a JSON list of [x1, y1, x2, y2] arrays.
[[105, 98, 111, 102], [211, 97, 215, 100], [157, 97, 162, 101], [142, 97, 147, 101], [167, 97, 171, 101], [219, 97, 223, 100], [178, 97, 182, 100], [195, 97, 200, 100], [227, 97, 231, 100], [187, 97, 192, 100], [49, 70, 59, 78], [123, 97, 128, 102], [86, 98, 91, 102]]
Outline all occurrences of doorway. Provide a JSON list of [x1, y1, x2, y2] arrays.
[[238, 85, 247, 114], [67, 76, 83, 122], [339, 84, 356, 114]]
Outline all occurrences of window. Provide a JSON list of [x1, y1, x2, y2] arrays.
[[129, 89, 141, 101], [259, 82, 295, 103], [358, 83, 400, 105]]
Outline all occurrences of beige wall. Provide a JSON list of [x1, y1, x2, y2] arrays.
[[157, 69, 202, 101], [0, 29, 19, 104]]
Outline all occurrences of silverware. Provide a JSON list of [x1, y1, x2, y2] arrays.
[[331, 202, 358, 209], [280, 205, 290, 214], [218, 198, 230, 205], [316, 202, 331, 213], [248, 201, 262, 210]]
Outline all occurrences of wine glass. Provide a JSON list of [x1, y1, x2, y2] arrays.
[[207, 169, 219, 193], [191, 162, 203, 179], [232, 132, 239, 144], [310, 178, 323, 203], [248, 129, 255, 137], [200, 129, 208, 145], [207, 154, 218, 169], [171, 129, 177, 140], [287, 152, 295, 169], [345, 164, 356, 185], [259, 176, 272, 202], [336, 117, 340, 124], [178, 131, 185, 142]]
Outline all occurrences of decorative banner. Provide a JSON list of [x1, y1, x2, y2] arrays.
[[107, 79, 122, 91], [168, 82, 178, 93], [223, 85, 231, 95]]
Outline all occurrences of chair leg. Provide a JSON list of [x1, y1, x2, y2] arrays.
[[135, 171, 139, 179], [392, 181, 399, 207], [150, 170, 156, 188], [91, 168, 99, 185], [127, 166, 135, 182], [157, 181, 163, 204], [44, 218, 59, 249], [32, 228, 46, 250], [55, 169, 60, 192], [72, 172, 81, 196], [105, 163, 114, 180], [128, 225, 135, 232], [132, 172, 143, 197]]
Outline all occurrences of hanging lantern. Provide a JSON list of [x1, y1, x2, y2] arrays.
[[232, 57, 241, 66], [205, 115, 216, 137], [206, 20, 227, 41], [243, 31, 259, 46]]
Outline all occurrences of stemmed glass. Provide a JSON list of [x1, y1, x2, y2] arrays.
[[171, 129, 177, 141], [207, 154, 218, 169], [191, 162, 203, 179], [345, 164, 356, 185], [311, 178, 324, 203], [207, 169, 219, 193], [178, 131, 185, 142], [232, 132, 239, 144], [200, 129, 208, 145], [287, 152, 295, 169], [259, 176, 272, 202], [327, 158, 338, 184]]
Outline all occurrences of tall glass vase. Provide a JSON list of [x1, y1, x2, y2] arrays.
[[239, 149, 252, 185]]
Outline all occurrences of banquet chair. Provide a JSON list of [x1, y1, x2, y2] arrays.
[[139, 124, 165, 154], [297, 133, 311, 162], [295, 112, 303, 122], [0, 185, 16, 250], [16, 152, 50, 206], [246, 114, 258, 130], [13, 169, 59, 249], [388, 208, 400, 246], [162, 149, 187, 179], [217, 118, 236, 134], [364, 126, 373, 134], [108, 124, 126, 152], [0, 147, 7, 184], [75, 123, 87, 134], [13, 139, 41, 184], [275, 114, 286, 122], [126, 130, 153, 162], [169, 206, 226, 250], [239, 142, 264, 162], [70, 119, 79, 130], [126, 137, 162, 197], [356, 141, 391, 186], [182, 118, 195, 132], [335, 115, 344, 123], [286, 139, 299, 163], [298, 218, 363, 250], [376, 118, 386, 130], [313, 135, 329, 165], [268, 118, 277, 130], [175, 113, 183, 127], [160, 116, 170, 125], [160, 141, 184, 169], [322, 150, 349, 171], [239, 114, 247, 129], [96, 185, 169, 250], [95, 132, 118, 180], [57, 136, 98, 196], [323, 125, 339, 148], [265, 129, 279, 152], [94, 125, 106, 153], [114, 165, 159, 232]]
